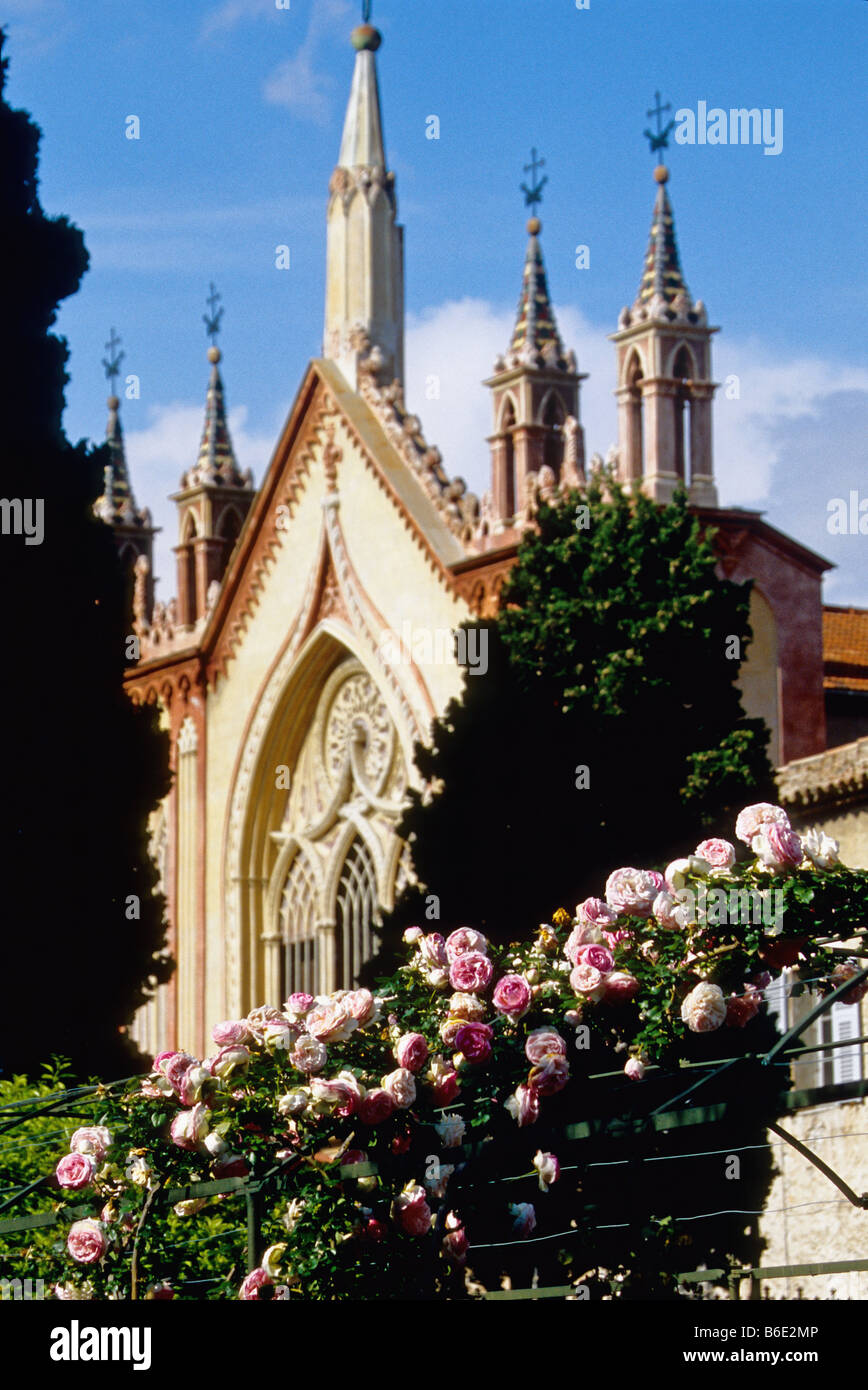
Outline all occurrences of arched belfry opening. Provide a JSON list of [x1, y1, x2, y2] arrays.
[[502, 398, 517, 518], [541, 391, 566, 479], [226, 635, 410, 1014], [671, 344, 693, 483]]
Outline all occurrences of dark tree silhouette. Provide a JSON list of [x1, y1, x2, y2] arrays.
[[0, 31, 171, 1079], [364, 478, 776, 976]]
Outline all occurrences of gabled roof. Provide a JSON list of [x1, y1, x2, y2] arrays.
[[128, 357, 472, 688]]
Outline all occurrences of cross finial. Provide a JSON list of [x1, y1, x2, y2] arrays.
[[203, 281, 224, 345], [102, 327, 124, 392], [643, 90, 674, 157], [520, 147, 547, 211]]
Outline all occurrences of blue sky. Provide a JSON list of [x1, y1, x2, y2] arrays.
[[4, 0, 867, 603]]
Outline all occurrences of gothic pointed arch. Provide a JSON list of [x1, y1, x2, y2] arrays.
[[223, 627, 412, 1014]]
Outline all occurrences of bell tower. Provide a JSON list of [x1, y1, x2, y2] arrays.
[[610, 96, 718, 507], [484, 151, 587, 525], [172, 286, 254, 628]]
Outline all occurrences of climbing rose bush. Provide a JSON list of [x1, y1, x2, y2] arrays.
[[30, 804, 868, 1300]]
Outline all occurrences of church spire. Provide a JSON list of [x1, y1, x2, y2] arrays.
[[610, 100, 718, 507], [95, 328, 147, 526], [323, 6, 404, 390], [94, 328, 156, 623], [484, 154, 586, 525], [172, 289, 254, 627]]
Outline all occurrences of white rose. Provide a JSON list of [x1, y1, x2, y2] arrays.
[[680, 981, 727, 1033], [434, 1113, 466, 1148], [381, 1067, 417, 1109], [278, 1088, 309, 1116], [290, 1034, 328, 1074], [803, 826, 839, 870]]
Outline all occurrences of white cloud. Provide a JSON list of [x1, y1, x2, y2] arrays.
[[262, 0, 352, 126], [125, 400, 283, 601], [263, 48, 335, 127], [200, 0, 280, 41]]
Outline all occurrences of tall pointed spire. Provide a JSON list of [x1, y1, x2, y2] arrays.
[[95, 328, 150, 527], [509, 217, 568, 364], [635, 166, 692, 312], [611, 109, 718, 508], [172, 289, 254, 627], [484, 155, 586, 526], [323, 9, 404, 390], [337, 22, 386, 169], [181, 287, 249, 491]]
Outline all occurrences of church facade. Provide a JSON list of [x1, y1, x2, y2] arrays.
[[96, 18, 865, 1062]]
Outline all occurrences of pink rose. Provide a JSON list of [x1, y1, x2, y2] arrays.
[[735, 801, 790, 845], [211, 1020, 251, 1046], [403, 926, 423, 944], [359, 1088, 396, 1126], [213, 1153, 249, 1178], [525, 1027, 567, 1066], [179, 1064, 213, 1106], [169, 1103, 210, 1150], [725, 991, 762, 1028], [510, 1202, 537, 1238], [505, 1083, 540, 1127], [576, 943, 614, 974], [453, 1021, 494, 1065], [449, 951, 494, 993], [343, 988, 378, 1026], [445, 927, 489, 962], [306, 1000, 358, 1044], [833, 960, 868, 1005], [290, 1034, 327, 1074], [239, 1268, 272, 1300], [695, 838, 736, 870], [533, 1151, 560, 1191], [146, 1282, 175, 1300], [529, 1055, 570, 1096], [56, 1152, 96, 1191], [565, 924, 600, 964], [431, 1070, 460, 1106], [67, 1219, 107, 1265], [284, 992, 314, 1020], [575, 897, 618, 930], [681, 982, 727, 1033], [751, 822, 803, 869], [448, 992, 487, 1022], [396, 1032, 429, 1073], [602, 971, 640, 1006], [605, 868, 665, 917], [442, 1214, 468, 1264], [492, 973, 532, 1019], [69, 1126, 112, 1163], [163, 1052, 198, 1096], [439, 1015, 466, 1049], [394, 1185, 432, 1237], [652, 891, 685, 929], [382, 1067, 417, 1109], [419, 932, 448, 967], [624, 1057, 646, 1081], [211, 1044, 251, 1080], [309, 1073, 364, 1116], [570, 963, 604, 996]]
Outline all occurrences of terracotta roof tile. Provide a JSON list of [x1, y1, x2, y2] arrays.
[[823, 606, 868, 691]]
